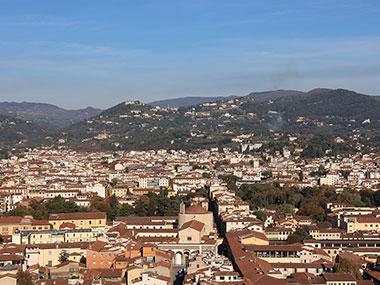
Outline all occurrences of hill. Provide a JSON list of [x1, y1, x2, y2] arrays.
[[148, 95, 238, 108], [0, 114, 52, 149], [59, 88, 380, 151], [148, 90, 307, 108], [0, 102, 102, 129], [246, 89, 306, 101]]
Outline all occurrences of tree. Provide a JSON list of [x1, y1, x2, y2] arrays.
[[46, 196, 85, 214], [317, 221, 332, 228], [276, 204, 296, 216], [7, 207, 27, 217], [253, 211, 267, 224], [298, 201, 325, 221], [337, 188, 361, 204], [27, 200, 48, 220], [107, 194, 118, 221], [287, 234, 302, 244], [80, 256, 86, 264], [262, 171, 273, 179], [298, 171, 304, 181], [287, 228, 312, 244], [202, 172, 211, 178], [218, 174, 240, 184], [90, 196, 110, 213], [17, 270, 33, 285], [119, 204, 134, 216], [110, 178, 118, 187], [350, 200, 365, 207], [134, 199, 148, 216], [59, 250, 69, 263], [335, 258, 362, 280]]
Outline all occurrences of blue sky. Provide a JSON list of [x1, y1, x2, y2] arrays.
[[0, 0, 379, 109]]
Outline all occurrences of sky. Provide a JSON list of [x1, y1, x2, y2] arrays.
[[0, 0, 380, 109]]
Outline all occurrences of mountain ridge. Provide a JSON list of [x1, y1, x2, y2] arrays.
[[0, 102, 102, 129], [148, 89, 308, 108], [2, 88, 380, 152], [0, 113, 52, 149], [148, 95, 239, 108], [58, 88, 380, 151]]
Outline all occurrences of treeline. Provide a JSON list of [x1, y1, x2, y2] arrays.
[[117, 189, 207, 217], [235, 183, 379, 222], [7, 189, 208, 221]]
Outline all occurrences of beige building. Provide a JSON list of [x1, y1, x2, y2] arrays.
[[178, 220, 205, 243], [308, 226, 343, 240], [110, 185, 129, 197], [13, 228, 97, 244], [125, 266, 143, 285], [49, 212, 107, 231], [25, 242, 89, 267], [178, 202, 213, 235], [0, 274, 17, 285], [344, 216, 380, 233], [0, 216, 50, 236]]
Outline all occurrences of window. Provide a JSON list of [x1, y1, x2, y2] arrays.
[[93, 254, 96, 258], [93, 261, 96, 264], [187, 237, 192, 241]]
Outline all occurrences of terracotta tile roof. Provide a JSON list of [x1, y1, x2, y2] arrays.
[[252, 275, 288, 284], [88, 241, 108, 252], [59, 222, 76, 229], [49, 212, 106, 220], [179, 220, 205, 232], [323, 273, 355, 281], [0, 216, 23, 224], [185, 205, 210, 214]]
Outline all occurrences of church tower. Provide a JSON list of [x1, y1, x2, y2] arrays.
[[179, 200, 185, 215]]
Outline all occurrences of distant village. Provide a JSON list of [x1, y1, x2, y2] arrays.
[[1, 145, 380, 284]]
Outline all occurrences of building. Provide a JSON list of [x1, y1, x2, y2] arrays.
[[178, 202, 214, 236], [0, 216, 50, 237], [49, 212, 107, 231]]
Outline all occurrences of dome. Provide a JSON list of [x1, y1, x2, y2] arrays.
[[185, 205, 209, 214]]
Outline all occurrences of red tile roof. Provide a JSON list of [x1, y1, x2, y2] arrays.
[[49, 212, 106, 220]]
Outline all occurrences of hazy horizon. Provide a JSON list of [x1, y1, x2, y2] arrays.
[[1, 1, 379, 109], [1, 87, 380, 110]]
